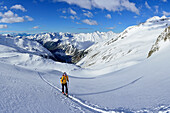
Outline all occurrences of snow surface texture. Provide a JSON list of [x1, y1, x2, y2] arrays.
[[1, 16, 170, 113]]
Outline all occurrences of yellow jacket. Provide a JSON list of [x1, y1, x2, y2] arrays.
[[60, 75, 69, 84]]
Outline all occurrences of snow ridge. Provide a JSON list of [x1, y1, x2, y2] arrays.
[[77, 16, 170, 74]]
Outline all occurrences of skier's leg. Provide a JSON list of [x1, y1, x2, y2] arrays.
[[65, 83, 68, 94], [62, 84, 64, 94]]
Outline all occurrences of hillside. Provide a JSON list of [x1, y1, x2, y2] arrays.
[[77, 16, 170, 75]]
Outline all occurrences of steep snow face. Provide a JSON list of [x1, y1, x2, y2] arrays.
[[77, 16, 170, 74], [148, 26, 170, 57]]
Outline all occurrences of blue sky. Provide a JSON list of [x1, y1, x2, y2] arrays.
[[0, 0, 170, 34]]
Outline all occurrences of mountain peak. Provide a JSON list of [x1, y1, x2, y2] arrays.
[[146, 16, 169, 23], [146, 16, 161, 22]]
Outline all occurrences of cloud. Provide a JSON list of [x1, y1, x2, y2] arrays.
[[0, 17, 24, 23], [1, 6, 7, 10], [145, 1, 151, 9], [83, 11, 93, 18], [55, 0, 139, 14], [25, 16, 34, 21], [134, 16, 137, 18], [76, 22, 81, 24], [61, 16, 67, 19], [69, 8, 77, 15], [2, 10, 14, 18], [106, 27, 115, 29], [154, 6, 159, 14], [163, 11, 170, 16], [105, 14, 111, 19], [0, 24, 8, 29], [82, 19, 98, 25], [0, 10, 33, 24], [70, 15, 75, 20], [54, 0, 92, 9], [0, 10, 25, 23], [70, 15, 79, 20], [32, 26, 39, 29], [62, 10, 66, 13], [77, 28, 92, 29], [162, 0, 167, 2], [11, 4, 27, 12], [0, 12, 3, 17], [4, 6, 7, 10]]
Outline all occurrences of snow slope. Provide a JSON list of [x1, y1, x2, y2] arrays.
[[77, 16, 170, 75], [1, 16, 170, 113], [43, 28, 170, 112]]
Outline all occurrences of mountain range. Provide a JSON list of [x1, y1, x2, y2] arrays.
[[0, 16, 170, 112]]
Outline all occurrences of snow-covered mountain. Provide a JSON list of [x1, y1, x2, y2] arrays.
[[26, 31, 117, 63], [1, 16, 170, 113], [77, 16, 170, 74], [0, 34, 54, 58]]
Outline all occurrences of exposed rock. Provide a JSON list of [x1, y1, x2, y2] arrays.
[[148, 26, 170, 58]]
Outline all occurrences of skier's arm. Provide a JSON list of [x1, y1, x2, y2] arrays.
[[60, 77, 63, 84], [67, 76, 69, 82]]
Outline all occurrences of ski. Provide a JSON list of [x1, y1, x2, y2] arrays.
[[63, 93, 72, 99], [62, 92, 70, 98]]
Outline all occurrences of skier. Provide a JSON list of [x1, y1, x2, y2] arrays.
[[60, 72, 69, 96]]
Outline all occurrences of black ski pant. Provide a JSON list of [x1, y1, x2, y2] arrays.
[[62, 83, 68, 94]]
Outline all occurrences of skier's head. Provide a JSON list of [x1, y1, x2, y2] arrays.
[[63, 72, 66, 76]]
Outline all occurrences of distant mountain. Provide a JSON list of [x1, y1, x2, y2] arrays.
[[6, 33, 32, 37], [26, 31, 117, 63], [0, 34, 55, 65], [77, 16, 170, 73]]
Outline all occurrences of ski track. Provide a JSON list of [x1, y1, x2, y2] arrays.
[[38, 72, 145, 113], [38, 72, 113, 113]]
